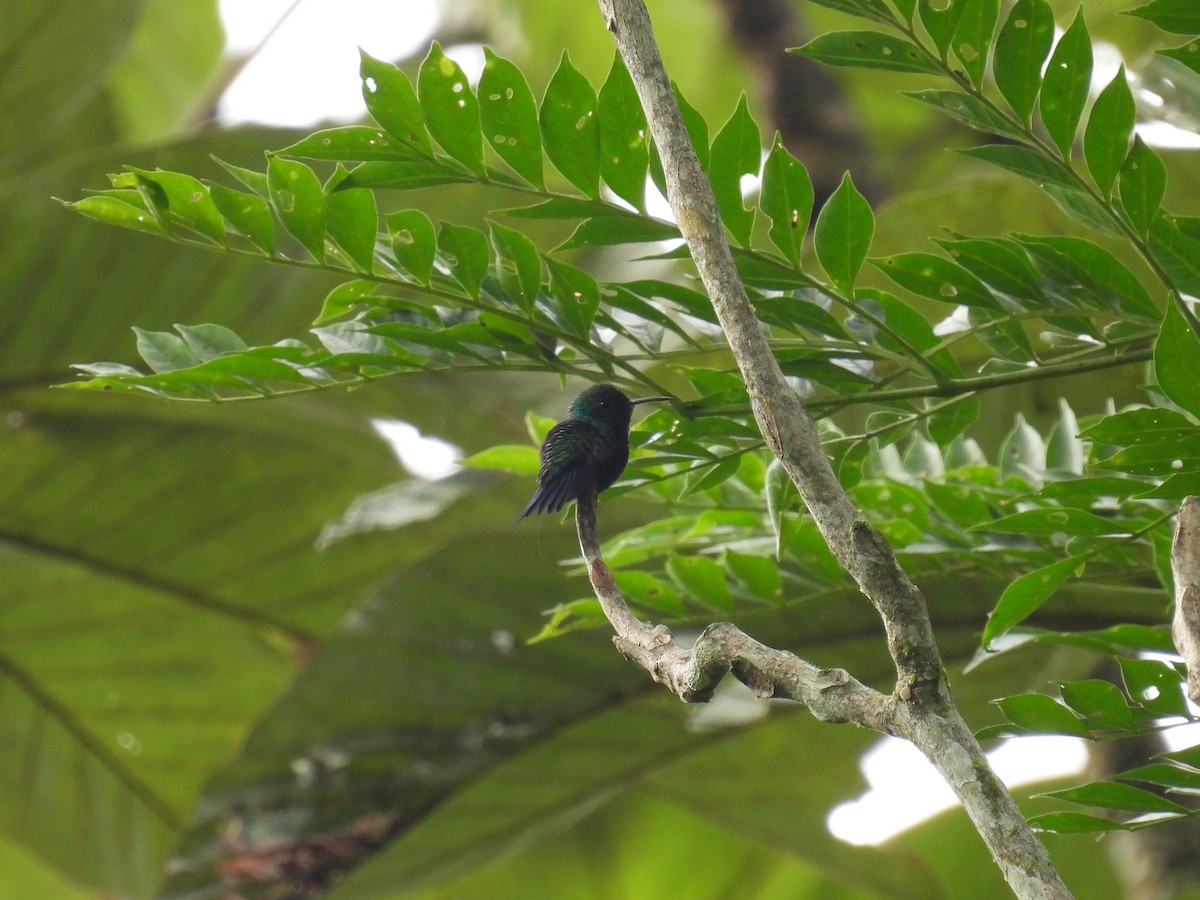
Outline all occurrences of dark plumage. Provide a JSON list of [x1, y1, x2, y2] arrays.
[[513, 383, 670, 525]]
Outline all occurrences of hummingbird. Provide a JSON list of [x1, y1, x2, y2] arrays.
[[514, 383, 671, 525]]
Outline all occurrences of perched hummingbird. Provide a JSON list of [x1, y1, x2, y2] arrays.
[[514, 383, 671, 525]]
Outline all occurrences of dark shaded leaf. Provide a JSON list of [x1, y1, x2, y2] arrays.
[[1119, 135, 1167, 238], [792, 31, 940, 74], [665, 555, 733, 614], [1083, 66, 1134, 197], [959, 144, 1078, 190], [489, 222, 542, 313], [1039, 9, 1092, 158], [1058, 679, 1136, 730], [1125, 0, 1200, 34], [905, 89, 1025, 140], [1154, 297, 1200, 418]]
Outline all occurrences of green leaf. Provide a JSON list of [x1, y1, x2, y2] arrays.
[[338, 161, 473, 194], [805, 0, 895, 24], [982, 508, 1122, 538], [1155, 296, 1200, 418], [919, 0, 967, 60], [928, 395, 979, 445], [479, 48, 543, 188], [1043, 782, 1188, 815], [360, 49, 432, 157], [1159, 39, 1200, 77], [69, 194, 165, 236], [266, 156, 326, 262], [1125, 0, 1200, 34], [959, 144, 1077, 191], [1119, 657, 1191, 717], [793, 31, 939, 74], [905, 89, 1025, 140], [128, 168, 225, 244], [612, 571, 686, 616], [438, 223, 490, 298], [277, 126, 412, 161], [1150, 214, 1200, 297], [325, 172, 378, 273], [999, 413, 1046, 480], [1029, 812, 1131, 834], [765, 459, 797, 559], [869, 252, 998, 308], [1016, 235, 1159, 319], [547, 259, 600, 339], [176, 323, 249, 360], [1118, 136, 1167, 238], [934, 236, 1047, 307], [461, 444, 540, 475], [387, 209, 437, 285], [760, 136, 814, 266], [814, 172, 873, 296], [993, 692, 1093, 738], [556, 215, 679, 251], [708, 95, 760, 247], [597, 54, 649, 210], [1118, 763, 1200, 790], [208, 183, 274, 255], [983, 555, 1085, 645], [1058, 679, 1136, 730], [1039, 8, 1093, 158], [489, 222, 542, 313], [1083, 66, 1134, 197], [540, 52, 600, 198], [723, 551, 783, 603], [134, 327, 202, 373], [992, 0, 1055, 125], [665, 555, 733, 614], [951, 0, 1000, 88], [418, 42, 484, 175]]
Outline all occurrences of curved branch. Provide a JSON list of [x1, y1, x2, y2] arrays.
[[593, 1, 1074, 896]]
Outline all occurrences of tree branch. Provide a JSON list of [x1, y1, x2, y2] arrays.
[[592, 1, 1074, 896], [1172, 496, 1200, 704]]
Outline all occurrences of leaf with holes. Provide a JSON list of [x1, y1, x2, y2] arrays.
[[708, 95, 760, 247], [360, 50, 432, 157], [951, 0, 1000, 88], [870, 252, 998, 308], [418, 42, 484, 175], [993, 0, 1055, 125], [479, 49, 543, 188], [793, 31, 940, 74], [540, 52, 600, 197], [266, 156, 325, 262], [760, 137, 813, 266], [597, 54, 648, 210]]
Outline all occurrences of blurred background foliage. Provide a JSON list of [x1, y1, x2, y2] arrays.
[[3, 0, 1199, 897]]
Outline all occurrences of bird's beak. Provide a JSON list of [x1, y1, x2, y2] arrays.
[[631, 396, 672, 405]]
